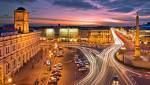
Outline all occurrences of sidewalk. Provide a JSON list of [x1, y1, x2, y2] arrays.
[[13, 54, 45, 85], [13, 47, 88, 85]]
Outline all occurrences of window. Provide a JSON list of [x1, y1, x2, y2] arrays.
[[6, 63, 10, 74], [13, 60, 16, 69], [6, 47, 8, 54], [18, 57, 21, 65], [13, 45, 15, 51], [0, 49, 1, 57]]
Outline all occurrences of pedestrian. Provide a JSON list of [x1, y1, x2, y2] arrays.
[[34, 79, 39, 85], [47, 81, 51, 85], [40, 55, 42, 59], [32, 64, 34, 69]]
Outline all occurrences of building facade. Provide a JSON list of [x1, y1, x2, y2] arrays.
[[14, 7, 29, 33], [140, 30, 150, 44], [45, 28, 55, 40], [59, 28, 79, 42], [0, 7, 41, 84], [88, 29, 113, 45], [0, 31, 41, 83], [128, 28, 150, 45], [80, 30, 90, 43]]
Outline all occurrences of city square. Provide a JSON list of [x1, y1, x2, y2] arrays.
[[0, 0, 150, 85]]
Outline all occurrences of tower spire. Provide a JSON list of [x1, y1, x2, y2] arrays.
[[134, 12, 141, 58]]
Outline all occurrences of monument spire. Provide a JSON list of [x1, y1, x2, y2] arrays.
[[134, 12, 141, 58]]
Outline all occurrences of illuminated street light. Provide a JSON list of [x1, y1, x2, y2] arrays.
[[54, 43, 58, 49], [121, 46, 126, 63], [8, 78, 12, 84]]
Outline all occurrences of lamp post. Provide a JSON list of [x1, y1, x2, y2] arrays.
[[68, 28, 70, 44], [121, 46, 126, 63], [7, 78, 13, 85]]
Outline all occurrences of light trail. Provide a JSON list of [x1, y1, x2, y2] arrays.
[[64, 27, 147, 85], [111, 28, 124, 46], [68, 46, 98, 85], [91, 45, 117, 85]]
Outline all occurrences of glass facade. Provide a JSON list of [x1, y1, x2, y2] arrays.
[[59, 28, 79, 42]]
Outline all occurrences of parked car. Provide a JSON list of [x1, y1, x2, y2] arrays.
[[51, 72, 62, 77], [54, 63, 63, 70], [78, 67, 87, 72], [52, 69, 61, 74], [57, 63, 63, 67], [49, 76, 57, 83], [74, 59, 82, 64]]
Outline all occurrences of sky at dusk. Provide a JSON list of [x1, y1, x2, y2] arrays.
[[0, 0, 150, 26]]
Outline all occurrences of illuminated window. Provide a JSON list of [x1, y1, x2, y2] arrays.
[[0, 50, 1, 57], [6, 47, 9, 54]]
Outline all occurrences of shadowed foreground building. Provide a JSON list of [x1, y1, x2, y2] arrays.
[[0, 7, 41, 84]]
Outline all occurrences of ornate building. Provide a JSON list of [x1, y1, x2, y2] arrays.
[[14, 7, 29, 33], [88, 29, 113, 45], [0, 7, 41, 84]]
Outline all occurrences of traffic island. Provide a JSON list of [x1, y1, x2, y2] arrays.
[[115, 50, 150, 70]]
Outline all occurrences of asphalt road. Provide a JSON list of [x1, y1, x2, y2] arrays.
[[13, 47, 89, 85]]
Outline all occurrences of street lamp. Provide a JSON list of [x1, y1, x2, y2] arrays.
[[121, 46, 126, 63], [54, 43, 58, 49], [8, 78, 12, 83], [7, 78, 12, 85]]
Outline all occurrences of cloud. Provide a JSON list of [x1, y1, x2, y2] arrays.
[[92, 0, 149, 13], [50, 0, 99, 10], [138, 8, 150, 16], [0, 0, 37, 4], [108, 7, 134, 13]]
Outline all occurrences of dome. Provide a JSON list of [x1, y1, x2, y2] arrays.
[[16, 7, 26, 11]]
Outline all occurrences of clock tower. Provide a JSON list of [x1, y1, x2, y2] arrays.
[[14, 7, 29, 33]]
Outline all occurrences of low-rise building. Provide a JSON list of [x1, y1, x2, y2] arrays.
[[59, 28, 79, 42], [88, 28, 113, 45], [128, 24, 150, 44]]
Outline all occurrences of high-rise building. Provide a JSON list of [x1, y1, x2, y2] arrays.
[[14, 7, 29, 33], [134, 12, 141, 58]]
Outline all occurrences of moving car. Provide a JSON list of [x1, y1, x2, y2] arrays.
[[112, 76, 119, 85]]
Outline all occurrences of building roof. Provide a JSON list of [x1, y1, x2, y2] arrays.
[[140, 25, 150, 30], [79, 26, 110, 30], [0, 30, 16, 33], [0, 30, 18, 37], [16, 7, 26, 11]]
